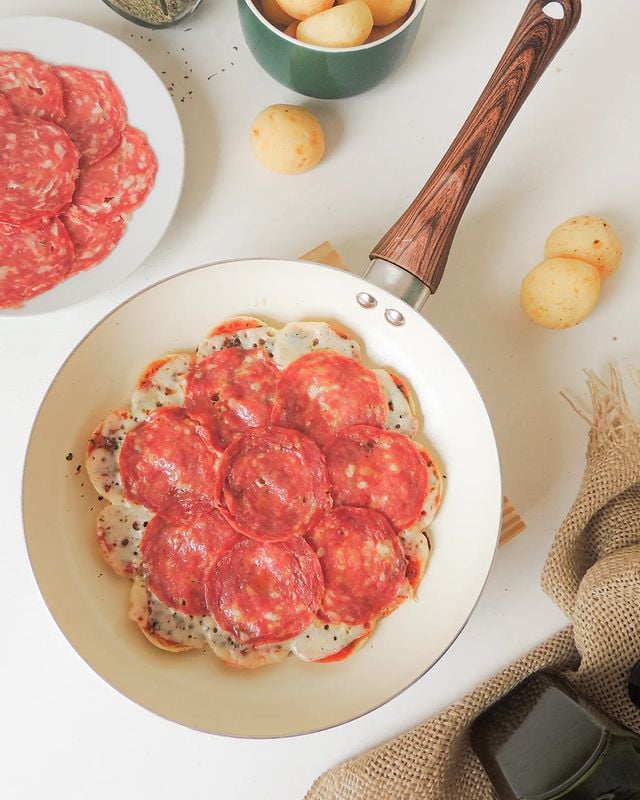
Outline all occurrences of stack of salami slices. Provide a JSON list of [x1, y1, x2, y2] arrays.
[[0, 51, 157, 308], [87, 317, 444, 669]]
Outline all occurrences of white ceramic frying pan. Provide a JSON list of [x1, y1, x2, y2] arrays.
[[22, 0, 580, 737]]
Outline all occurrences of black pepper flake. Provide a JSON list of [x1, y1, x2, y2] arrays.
[[75, 464, 82, 473], [121, 538, 129, 547], [97, 495, 104, 501], [333, 636, 337, 641], [184, 27, 192, 31], [65, 452, 73, 461], [233, 46, 238, 51], [143, 521, 148, 527], [323, 624, 329, 630]]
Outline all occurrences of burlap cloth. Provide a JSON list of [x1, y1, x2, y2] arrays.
[[306, 366, 640, 800]]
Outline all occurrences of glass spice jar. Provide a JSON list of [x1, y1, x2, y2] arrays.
[[101, 0, 203, 29]]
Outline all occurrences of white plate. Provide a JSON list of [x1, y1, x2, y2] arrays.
[[23, 259, 502, 737], [0, 16, 184, 316]]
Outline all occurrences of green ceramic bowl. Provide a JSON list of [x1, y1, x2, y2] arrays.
[[237, 0, 427, 99]]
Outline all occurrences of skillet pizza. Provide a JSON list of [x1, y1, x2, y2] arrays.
[[86, 317, 443, 668]]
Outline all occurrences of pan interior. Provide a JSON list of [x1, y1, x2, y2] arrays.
[[23, 258, 501, 737]]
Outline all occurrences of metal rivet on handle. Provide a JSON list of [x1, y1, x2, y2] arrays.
[[356, 292, 377, 309], [384, 309, 405, 327]]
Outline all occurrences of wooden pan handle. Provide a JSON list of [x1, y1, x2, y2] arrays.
[[370, 0, 581, 294]]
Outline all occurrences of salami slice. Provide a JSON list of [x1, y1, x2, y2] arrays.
[[61, 204, 126, 276], [185, 348, 279, 451], [326, 425, 429, 530], [141, 512, 240, 616], [119, 406, 219, 521], [272, 351, 386, 449], [0, 92, 12, 117], [0, 52, 65, 122], [204, 538, 324, 645], [0, 116, 79, 224], [307, 507, 406, 626], [0, 218, 73, 308], [73, 126, 157, 220], [55, 66, 127, 165], [215, 426, 331, 542]]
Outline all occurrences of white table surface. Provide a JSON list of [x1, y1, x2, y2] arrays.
[[2, 1, 638, 797]]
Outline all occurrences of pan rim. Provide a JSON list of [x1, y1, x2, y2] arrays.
[[21, 256, 503, 738]]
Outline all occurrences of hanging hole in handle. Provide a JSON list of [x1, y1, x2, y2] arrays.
[[542, 2, 565, 19]]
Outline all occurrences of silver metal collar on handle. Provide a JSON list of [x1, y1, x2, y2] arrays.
[[360, 259, 431, 326]]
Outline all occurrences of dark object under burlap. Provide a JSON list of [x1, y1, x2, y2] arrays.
[[306, 367, 640, 800]]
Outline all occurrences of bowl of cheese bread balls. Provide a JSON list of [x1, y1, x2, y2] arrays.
[[237, 0, 426, 98]]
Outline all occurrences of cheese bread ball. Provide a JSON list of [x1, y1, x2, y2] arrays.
[[250, 105, 325, 175], [276, 0, 334, 20], [544, 215, 623, 279], [339, 0, 412, 26], [520, 257, 601, 329], [297, 1, 373, 47], [260, 0, 295, 26]]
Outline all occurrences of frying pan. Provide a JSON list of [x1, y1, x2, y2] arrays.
[[22, 0, 581, 737]]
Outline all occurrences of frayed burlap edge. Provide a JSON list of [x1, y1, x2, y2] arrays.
[[543, 366, 640, 616]]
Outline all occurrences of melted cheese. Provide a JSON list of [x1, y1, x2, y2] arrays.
[[272, 321, 360, 369], [197, 317, 278, 360], [399, 526, 432, 592], [290, 619, 370, 662], [130, 353, 192, 421], [96, 503, 151, 577], [374, 369, 418, 437], [129, 577, 207, 651], [202, 618, 290, 669], [85, 408, 136, 505], [416, 448, 443, 526]]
